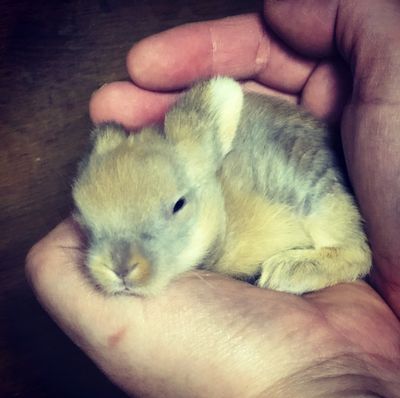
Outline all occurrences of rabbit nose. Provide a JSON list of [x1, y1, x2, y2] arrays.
[[115, 264, 136, 279], [119, 249, 151, 285]]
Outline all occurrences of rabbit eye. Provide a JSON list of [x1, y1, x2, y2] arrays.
[[172, 197, 186, 214]]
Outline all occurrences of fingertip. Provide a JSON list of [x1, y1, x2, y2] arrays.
[[89, 81, 178, 129], [89, 82, 130, 126], [301, 60, 351, 123]]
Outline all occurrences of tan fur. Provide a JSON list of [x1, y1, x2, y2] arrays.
[[215, 180, 311, 277], [92, 124, 126, 155], [73, 77, 371, 296], [263, 190, 372, 293], [86, 243, 124, 294], [127, 249, 152, 285]]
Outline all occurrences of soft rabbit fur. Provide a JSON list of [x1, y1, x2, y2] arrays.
[[73, 77, 371, 296]]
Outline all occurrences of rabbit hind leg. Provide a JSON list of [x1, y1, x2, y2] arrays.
[[258, 191, 372, 294]]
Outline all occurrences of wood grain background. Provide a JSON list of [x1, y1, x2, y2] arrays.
[[0, 0, 262, 396]]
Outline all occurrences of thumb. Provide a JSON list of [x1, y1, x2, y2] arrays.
[[265, 0, 400, 317]]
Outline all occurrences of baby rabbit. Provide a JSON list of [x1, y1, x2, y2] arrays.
[[72, 77, 371, 296]]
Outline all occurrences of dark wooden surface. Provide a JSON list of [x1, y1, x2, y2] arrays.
[[0, 1, 262, 396]]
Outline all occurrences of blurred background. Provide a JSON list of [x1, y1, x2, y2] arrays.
[[0, 0, 262, 396]]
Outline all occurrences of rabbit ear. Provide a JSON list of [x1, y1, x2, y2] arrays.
[[206, 77, 244, 155], [164, 77, 243, 160], [91, 123, 127, 156]]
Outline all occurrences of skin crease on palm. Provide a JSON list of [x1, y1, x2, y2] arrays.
[[26, 1, 400, 397]]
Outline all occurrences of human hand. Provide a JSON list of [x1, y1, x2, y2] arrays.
[[27, 219, 400, 397], [27, 1, 400, 397]]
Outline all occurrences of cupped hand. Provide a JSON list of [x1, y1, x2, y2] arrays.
[[27, 219, 400, 397], [26, 1, 400, 397]]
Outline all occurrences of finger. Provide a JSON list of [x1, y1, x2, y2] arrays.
[[89, 78, 299, 128], [242, 80, 297, 103], [89, 75, 344, 129], [127, 14, 317, 94], [264, 0, 339, 56], [89, 81, 179, 129], [300, 59, 351, 123], [264, 0, 400, 103]]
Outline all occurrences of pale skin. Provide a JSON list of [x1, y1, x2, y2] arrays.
[[26, 1, 400, 397]]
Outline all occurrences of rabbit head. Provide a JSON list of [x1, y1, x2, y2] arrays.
[[72, 77, 243, 295]]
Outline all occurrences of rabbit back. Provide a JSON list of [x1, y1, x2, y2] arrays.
[[221, 93, 345, 216]]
